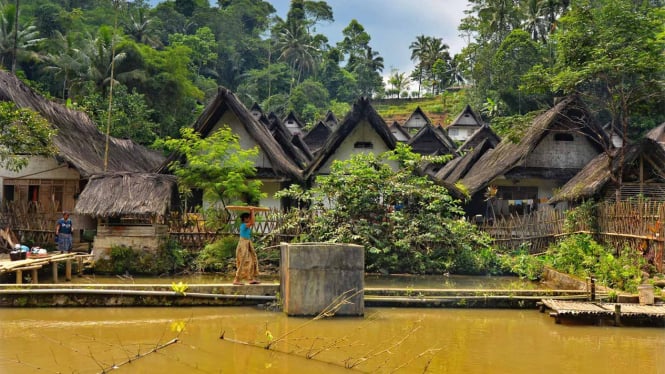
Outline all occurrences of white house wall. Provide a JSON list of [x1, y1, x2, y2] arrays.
[[525, 132, 599, 169], [1, 156, 80, 180], [260, 181, 283, 209], [319, 120, 397, 173], [212, 111, 275, 170]]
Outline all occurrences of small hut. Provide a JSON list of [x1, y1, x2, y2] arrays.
[[75, 173, 179, 258]]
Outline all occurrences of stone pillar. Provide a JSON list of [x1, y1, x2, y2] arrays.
[[280, 242, 364, 317]]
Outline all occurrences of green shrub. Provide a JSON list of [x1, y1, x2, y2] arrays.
[[544, 234, 647, 292], [93, 240, 188, 275], [194, 236, 237, 272]]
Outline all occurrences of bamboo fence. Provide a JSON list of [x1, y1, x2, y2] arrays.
[[479, 199, 664, 271]]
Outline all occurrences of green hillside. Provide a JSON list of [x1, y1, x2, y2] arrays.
[[372, 90, 471, 127]]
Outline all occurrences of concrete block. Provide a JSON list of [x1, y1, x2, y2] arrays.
[[280, 242, 364, 317]]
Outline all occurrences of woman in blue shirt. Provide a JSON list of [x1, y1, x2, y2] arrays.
[[233, 208, 260, 285], [55, 211, 73, 253]]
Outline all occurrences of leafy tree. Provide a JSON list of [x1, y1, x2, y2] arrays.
[[276, 145, 494, 274], [288, 78, 329, 124], [524, 0, 665, 197], [0, 101, 57, 171], [387, 70, 409, 98], [169, 26, 217, 75], [77, 84, 158, 145], [155, 126, 265, 210]]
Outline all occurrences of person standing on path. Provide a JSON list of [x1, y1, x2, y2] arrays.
[[55, 211, 73, 253], [233, 208, 260, 285]]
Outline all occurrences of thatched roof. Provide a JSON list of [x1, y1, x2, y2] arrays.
[[323, 110, 338, 128], [407, 123, 458, 156], [388, 120, 410, 141], [305, 97, 396, 179], [459, 96, 608, 196], [646, 122, 665, 144], [457, 125, 501, 153], [403, 106, 431, 129], [75, 172, 179, 217], [0, 70, 164, 178], [267, 113, 312, 168], [449, 104, 484, 128], [303, 121, 332, 154], [549, 138, 665, 203], [283, 110, 305, 133], [437, 138, 496, 183], [158, 87, 304, 182]]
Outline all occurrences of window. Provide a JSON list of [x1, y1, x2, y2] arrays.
[[448, 128, 459, 136], [554, 133, 574, 141], [3, 185, 14, 202], [354, 141, 373, 149], [28, 185, 39, 202]]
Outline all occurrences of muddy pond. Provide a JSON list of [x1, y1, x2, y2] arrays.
[[0, 275, 663, 373]]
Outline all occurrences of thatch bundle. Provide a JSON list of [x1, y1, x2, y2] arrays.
[[75, 173, 179, 217]]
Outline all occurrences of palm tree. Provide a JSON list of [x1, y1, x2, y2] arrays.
[[478, 0, 519, 43], [387, 71, 409, 98], [124, 5, 161, 48], [409, 34, 430, 97], [0, 1, 43, 71], [522, 0, 548, 42], [73, 28, 131, 96], [276, 23, 319, 92], [42, 31, 83, 99]]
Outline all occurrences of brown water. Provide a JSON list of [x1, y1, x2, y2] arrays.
[[0, 307, 663, 373]]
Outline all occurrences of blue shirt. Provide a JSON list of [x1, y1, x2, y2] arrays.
[[57, 218, 73, 235], [239, 223, 251, 239]]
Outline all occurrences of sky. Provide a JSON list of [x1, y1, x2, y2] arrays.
[[148, 0, 472, 79]]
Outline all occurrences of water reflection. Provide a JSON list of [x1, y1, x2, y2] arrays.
[[0, 307, 662, 373]]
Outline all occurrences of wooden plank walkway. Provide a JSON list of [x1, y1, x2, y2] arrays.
[[540, 299, 665, 327], [0, 253, 92, 284]]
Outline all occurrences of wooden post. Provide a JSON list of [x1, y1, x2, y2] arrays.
[[15, 269, 22, 284], [590, 278, 596, 301], [31, 268, 38, 284], [52, 262, 58, 283], [614, 304, 621, 326], [65, 259, 72, 281], [656, 240, 664, 273], [77, 256, 83, 276]]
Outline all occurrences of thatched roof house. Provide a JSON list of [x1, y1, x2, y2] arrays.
[[0, 70, 164, 178], [266, 112, 312, 168], [646, 122, 665, 144], [407, 123, 458, 156], [459, 96, 608, 197], [159, 87, 303, 183], [403, 106, 431, 132], [283, 110, 306, 135], [388, 121, 411, 142], [75, 173, 179, 218], [549, 138, 665, 203], [457, 124, 501, 153], [437, 138, 497, 183], [323, 110, 338, 128], [447, 104, 484, 142], [303, 121, 332, 154], [305, 97, 396, 179]]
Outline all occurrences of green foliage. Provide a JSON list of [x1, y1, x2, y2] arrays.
[[502, 244, 545, 281], [154, 126, 266, 214], [0, 101, 57, 171], [544, 234, 647, 292], [97, 240, 188, 275], [275, 144, 496, 274], [77, 84, 158, 145], [194, 235, 237, 272], [563, 199, 598, 233]]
